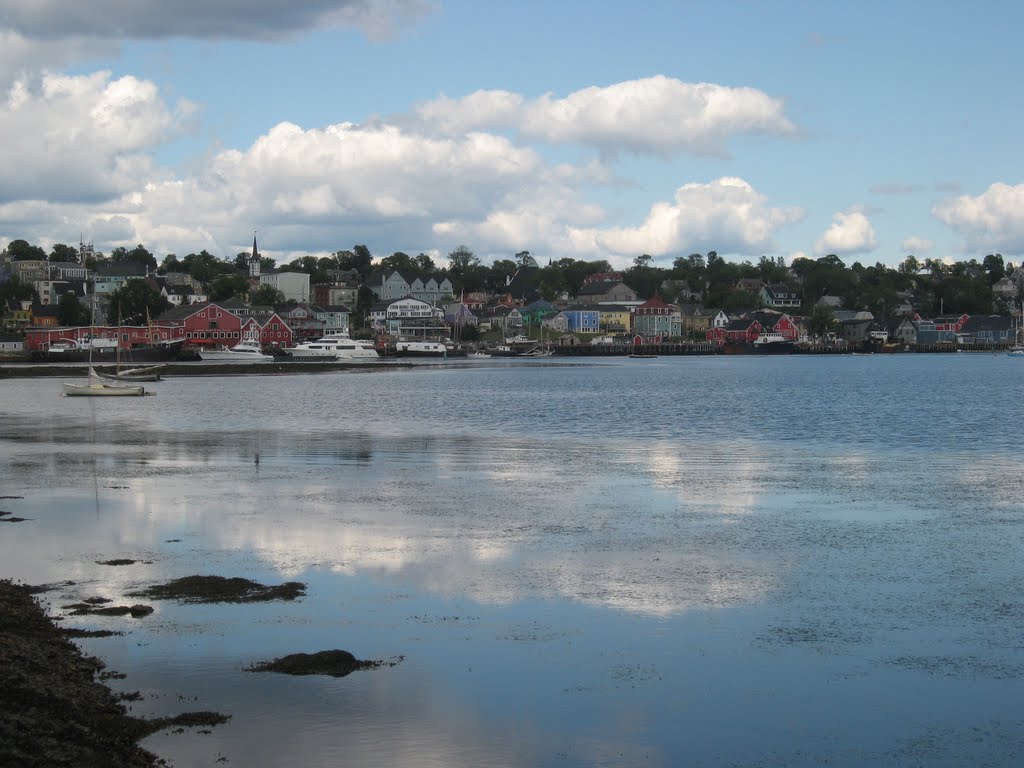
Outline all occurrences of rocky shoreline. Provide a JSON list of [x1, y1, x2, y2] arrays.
[[0, 579, 225, 767]]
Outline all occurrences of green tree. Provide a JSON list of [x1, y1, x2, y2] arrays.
[[414, 253, 436, 272], [354, 284, 375, 327], [249, 284, 284, 306], [809, 305, 837, 339], [335, 245, 373, 279], [0, 275, 39, 304], [209, 273, 250, 302], [6, 239, 46, 261], [182, 250, 233, 285], [486, 259, 519, 293], [983, 253, 1005, 284], [108, 282, 171, 325], [447, 245, 482, 293], [57, 292, 87, 325], [160, 254, 182, 273], [379, 251, 416, 273], [49, 243, 79, 263]]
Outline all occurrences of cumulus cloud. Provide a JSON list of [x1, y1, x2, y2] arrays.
[[0, 71, 193, 205], [9, 121, 798, 269], [813, 209, 877, 256], [0, 0, 431, 42], [900, 236, 934, 254], [414, 76, 796, 156], [933, 182, 1024, 254], [568, 177, 803, 262]]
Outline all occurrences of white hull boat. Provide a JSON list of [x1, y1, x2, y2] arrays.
[[283, 331, 379, 360], [198, 339, 273, 362]]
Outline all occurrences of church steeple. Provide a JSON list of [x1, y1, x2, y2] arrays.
[[249, 233, 260, 278]]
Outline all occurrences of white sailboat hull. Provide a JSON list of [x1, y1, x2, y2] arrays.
[[62, 381, 146, 397]]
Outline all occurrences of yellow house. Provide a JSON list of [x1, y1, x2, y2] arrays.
[[681, 308, 712, 334], [598, 305, 633, 334]]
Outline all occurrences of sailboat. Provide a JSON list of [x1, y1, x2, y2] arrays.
[[94, 308, 165, 382], [62, 297, 146, 397]]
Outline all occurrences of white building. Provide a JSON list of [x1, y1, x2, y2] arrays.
[[260, 271, 310, 302]]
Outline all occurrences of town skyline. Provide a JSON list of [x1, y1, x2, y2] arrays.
[[1, 1, 1022, 269]]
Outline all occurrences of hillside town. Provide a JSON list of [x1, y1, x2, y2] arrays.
[[2, 237, 1023, 357]]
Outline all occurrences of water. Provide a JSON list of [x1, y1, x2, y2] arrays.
[[1, 354, 1022, 766]]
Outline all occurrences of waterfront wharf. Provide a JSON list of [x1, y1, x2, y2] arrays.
[[553, 342, 719, 357]]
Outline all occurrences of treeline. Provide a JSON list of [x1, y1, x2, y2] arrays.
[[3, 237, 1019, 319]]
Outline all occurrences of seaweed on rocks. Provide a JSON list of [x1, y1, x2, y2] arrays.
[[128, 575, 306, 604], [0, 579, 228, 767], [248, 650, 402, 678]]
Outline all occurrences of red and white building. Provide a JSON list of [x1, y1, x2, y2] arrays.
[[157, 302, 293, 348]]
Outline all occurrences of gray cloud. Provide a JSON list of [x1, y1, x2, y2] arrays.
[[0, 0, 431, 41]]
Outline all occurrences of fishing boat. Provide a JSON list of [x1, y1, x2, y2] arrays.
[[752, 332, 796, 354]]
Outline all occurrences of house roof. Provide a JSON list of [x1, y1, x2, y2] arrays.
[[960, 315, 1012, 333], [577, 281, 629, 296]]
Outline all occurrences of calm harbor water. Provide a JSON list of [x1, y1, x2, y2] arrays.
[[1, 354, 1022, 767]]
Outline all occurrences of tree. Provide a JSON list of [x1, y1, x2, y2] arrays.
[[160, 254, 182, 274], [107, 281, 170, 325], [57, 292, 87, 326], [127, 244, 157, 270], [809, 305, 837, 339], [354, 284, 375, 327], [379, 251, 416, 273], [182, 250, 233, 285], [249, 284, 284, 306], [49, 243, 79, 263], [6, 239, 46, 261], [486, 259, 518, 293], [983, 253, 1005, 285], [0, 275, 39, 304], [447, 245, 482, 292], [898, 255, 921, 275], [209, 273, 250, 302], [414, 253, 436, 272]]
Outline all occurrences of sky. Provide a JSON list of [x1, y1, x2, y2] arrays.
[[1, 0, 1023, 271]]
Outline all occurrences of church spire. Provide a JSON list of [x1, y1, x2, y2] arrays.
[[249, 232, 261, 278]]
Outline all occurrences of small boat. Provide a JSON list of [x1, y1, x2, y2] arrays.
[[629, 354, 657, 359], [467, 351, 491, 359], [1006, 346, 1024, 357], [198, 339, 273, 362], [63, 368, 145, 397], [62, 298, 146, 397], [94, 364, 165, 382]]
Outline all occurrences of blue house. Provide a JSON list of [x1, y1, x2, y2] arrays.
[[559, 306, 600, 334]]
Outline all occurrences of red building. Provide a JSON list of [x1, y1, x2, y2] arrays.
[[707, 319, 763, 346], [239, 312, 293, 348], [25, 322, 186, 350]]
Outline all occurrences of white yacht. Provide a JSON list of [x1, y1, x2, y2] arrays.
[[198, 339, 274, 363], [282, 330, 380, 360]]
